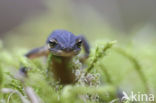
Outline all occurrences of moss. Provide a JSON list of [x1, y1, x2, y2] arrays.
[[0, 41, 3, 88], [0, 40, 156, 103], [114, 48, 150, 94], [0, 65, 3, 88], [86, 41, 116, 74]]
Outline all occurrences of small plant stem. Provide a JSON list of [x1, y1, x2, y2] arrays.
[[99, 64, 113, 84], [1, 88, 29, 103], [114, 48, 150, 94], [85, 41, 116, 76]]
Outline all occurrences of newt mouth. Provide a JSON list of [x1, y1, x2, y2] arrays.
[[49, 49, 80, 57]]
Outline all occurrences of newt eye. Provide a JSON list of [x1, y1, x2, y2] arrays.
[[76, 39, 82, 48], [48, 39, 57, 48]]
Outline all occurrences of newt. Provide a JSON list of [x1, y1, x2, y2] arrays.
[[20, 30, 90, 84]]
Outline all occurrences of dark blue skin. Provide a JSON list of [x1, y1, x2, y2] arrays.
[[26, 30, 90, 59], [47, 30, 82, 57], [21, 30, 90, 84]]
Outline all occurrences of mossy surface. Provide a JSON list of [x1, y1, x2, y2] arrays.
[[0, 40, 156, 103]]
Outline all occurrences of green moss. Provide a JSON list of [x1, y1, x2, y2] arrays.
[[0, 40, 156, 103], [114, 48, 150, 94], [0, 65, 3, 88], [86, 41, 116, 75]]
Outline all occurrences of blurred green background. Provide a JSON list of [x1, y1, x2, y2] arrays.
[[0, 0, 156, 102], [0, 0, 156, 49]]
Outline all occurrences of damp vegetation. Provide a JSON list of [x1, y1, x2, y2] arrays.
[[0, 40, 156, 103]]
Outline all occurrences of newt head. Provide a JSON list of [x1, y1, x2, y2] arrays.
[[47, 30, 82, 57]]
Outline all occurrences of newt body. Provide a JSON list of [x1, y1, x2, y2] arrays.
[[21, 30, 90, 84], [50, 56, 75, 84]]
